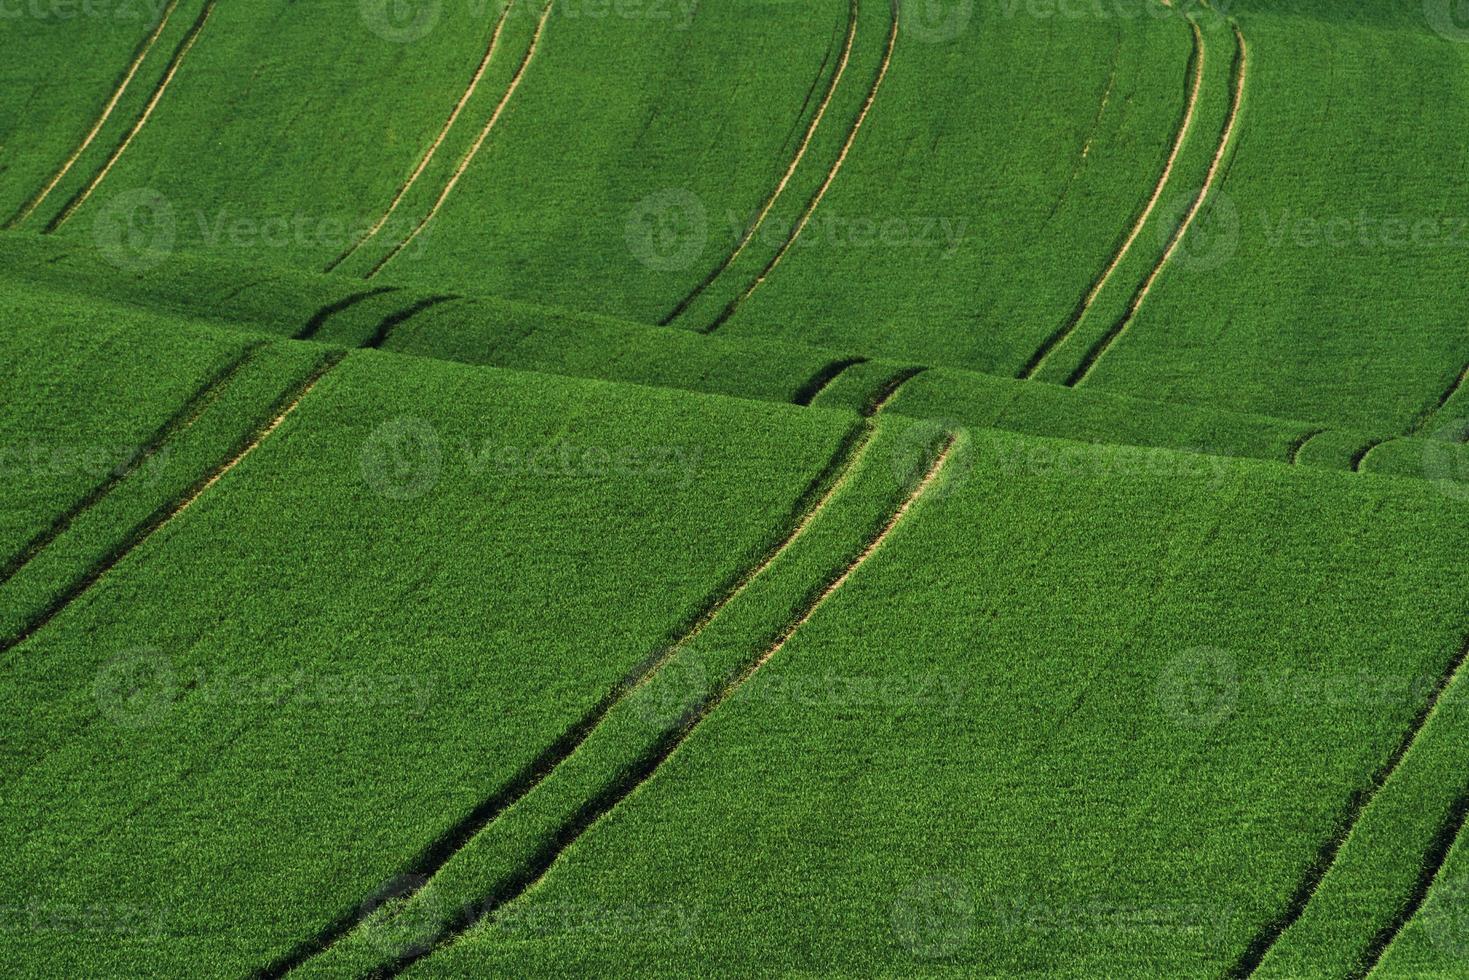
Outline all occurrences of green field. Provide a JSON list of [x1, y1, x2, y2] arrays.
[[3, 0, 1469, 976]]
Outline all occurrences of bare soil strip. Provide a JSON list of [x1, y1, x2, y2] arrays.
[[703, 0, 901, 334], [46, 1, 218, 232], [1229, 635, 1469, 977], [659, 0, 860, 326], [4, 0, 183, 228], [1017, 18, 1204, 381], [369, 1, 555, 279], [375, 431, 957, 979], [1068, 22, 1248, 388], [326, 2, 516, 274]]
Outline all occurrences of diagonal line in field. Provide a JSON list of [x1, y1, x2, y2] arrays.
[[1286, 427, 1327, 465], [45, 0, 217, 233], [659, 0, 861, 327], [368, 0, 555, 279], [1017, 17, 1204, 381], [254, 412, 883, 978], [4, 0, 183, 228], [326, 1, 517, 274], [702, 0, 901, 334], [1067, 22, 1249, 388], [1229, 634, 1469, 977], [0, 342, 263, 593], [375, 431, 957, 979], [0, 351, 342, 659], [792, 355, 869, 406]]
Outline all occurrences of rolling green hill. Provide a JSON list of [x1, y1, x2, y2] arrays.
[[3, 0, 1469, 976]]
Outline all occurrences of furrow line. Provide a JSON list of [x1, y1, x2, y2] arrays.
[[368, 0, 554, 279], [791, 355, 869, 406], [376, 431, 957, 978], [255, 414, 879, 978], [702, 0, 900, 334], [1067, 22, 1248, 388], [1229, 634, 1469, 976], [46, 0, 217, 232], [659, 0, 860, 326], [1355, 790, 1469, 977], [296, 287, 402, 341], [1286, 427, 1326, 466], [4, 0, 183, 228], [0, 342, 262, 591], [325, 1, 516, 274], [362, 294, 462, 349], [1407, 360, 1469, 437], [1017, 18, 1203, 380], [0, 351, 343, 659]]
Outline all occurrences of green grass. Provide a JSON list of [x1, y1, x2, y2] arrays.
[[6, 0, 1469, 975]]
